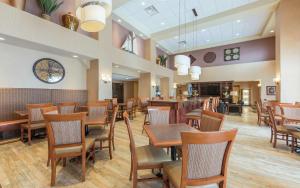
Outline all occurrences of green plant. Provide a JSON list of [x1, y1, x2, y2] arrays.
[[37, 0, 63, 15], [158, 55, 168, 67]]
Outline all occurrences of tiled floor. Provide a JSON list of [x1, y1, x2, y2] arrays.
[[0, 108, 299, 188]]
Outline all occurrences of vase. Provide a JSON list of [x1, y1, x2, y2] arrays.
[[62, 12, 79, 31], [9, 0, 26, 10], [42, 14, 51, 21]]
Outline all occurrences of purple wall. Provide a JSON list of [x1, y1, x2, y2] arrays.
[[169, 37, 275, 69]]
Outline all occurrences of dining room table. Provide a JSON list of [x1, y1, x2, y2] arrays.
[[143, 123, 199, 160]]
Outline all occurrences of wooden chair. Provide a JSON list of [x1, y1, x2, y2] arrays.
[[199, 110, 225, 132], [186, 99, 211, 128], [85, 102, 108, 129], [21, 103, 53, 145], [41, 106, 59, 167], [163, 129, 238, 188], [44, 113, 95, 186], [147, 106, 170, 126], [123, 111, 171, 188], [58, 102, 77, 114], [267, 106, 290, 148], [88, 105, 119, 158], [256, 101, 269, 126], [125, 99, 134, 120]]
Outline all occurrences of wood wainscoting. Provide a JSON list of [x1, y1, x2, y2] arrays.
[[0, 88, 87, 139]]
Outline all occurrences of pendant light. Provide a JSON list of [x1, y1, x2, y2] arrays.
[[76, 0, 112, 32], [174, 0, 190, 76], [189, 8, 201, 80]]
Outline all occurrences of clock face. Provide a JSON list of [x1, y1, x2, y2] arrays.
[[203, 52, 216, 63], [33, 58, 65, 84]]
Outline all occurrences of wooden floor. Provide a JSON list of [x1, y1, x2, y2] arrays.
[[0, 108, 300, 188]]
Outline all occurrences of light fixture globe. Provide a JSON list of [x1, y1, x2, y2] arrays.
[[190, 66, 201, 80], [174, 55, 190, 75], [100, 0, 112, 17], [76, 0, 107, 32]]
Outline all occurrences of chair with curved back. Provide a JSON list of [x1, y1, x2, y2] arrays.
[[185, 99, 210, 128], [88, 105, 119, 158], [85, 102, 109, 129], [163, 129, 238, 188], [41, 106, 59, 167], [267, 106, 290, 148], [58, 102, 77, 114], [123, 111, 171, 188], [147, 106, 170, 126], [256, 101, 269, 126], [21, 103, 53, 145], [199, 110, 225, 132], [44, 113, 95, 186]]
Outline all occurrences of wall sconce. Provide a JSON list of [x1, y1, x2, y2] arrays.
[[257, 83, 261, 87], [101, 74, 111, 84], [173, 83, 177, 89], [273, 77, 280, 84], [152, 82, 157, 88]]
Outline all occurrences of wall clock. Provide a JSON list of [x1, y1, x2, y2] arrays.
[[33, 58, 65, 84], [224, 47, 240, 61], [203, 52, 216, 63]]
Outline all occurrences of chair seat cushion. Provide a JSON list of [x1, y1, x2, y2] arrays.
[[276, 126, 289, 133], [21, 122, 45, 129], [88, 128, 109, 140], [185, 112, 201, 119], [54, 138, 95, 155], [136, 145, 170, 167], [164, 160, 182, 188]]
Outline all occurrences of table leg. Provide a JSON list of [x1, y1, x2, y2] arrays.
[[171, 146, 177, 161], [85, 126, 89, 135]]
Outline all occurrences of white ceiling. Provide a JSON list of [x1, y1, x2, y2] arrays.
[[112, 73, 138, 81], [113, 0, 278, 53]]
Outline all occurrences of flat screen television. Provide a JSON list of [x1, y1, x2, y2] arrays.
[[200, 83, 220, 96]]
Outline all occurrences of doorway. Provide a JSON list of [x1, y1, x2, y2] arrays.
[[241, 89, 251, 106], [112, 83, 124, 103]]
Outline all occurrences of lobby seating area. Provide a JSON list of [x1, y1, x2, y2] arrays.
[[0, 0, 300, 188]]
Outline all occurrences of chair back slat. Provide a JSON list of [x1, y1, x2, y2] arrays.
[[123, 111, 137, 163], [280, 105, 300, 121], [147, 106, 170, 125], [88, 103, 108, 119], [267, 106, 278, 132], [58, 102, 77, 114], [200, 110, 224, 132]]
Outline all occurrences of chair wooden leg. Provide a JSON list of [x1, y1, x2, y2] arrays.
[[100, 140, 103, 150], [21, 127, 24, 143], [109, 140, 113, 160], [291, 137, 295, 153], [163, 173, 170, 188], [51, 157, 56, 186], [112, 136, 115, 151], [188, 119, 192, 127], [132, 167, 137, 188], [92, 143, 96, 163], [270, 130, 273, 143], [28, 128, 31, 146], [273, 134, 277, 148], [47, 141, 50, 167], [129, 160, 133, 181], [286, 134, 289, 146], [82, 153, 86, 182], [219, 180, 226, 188]]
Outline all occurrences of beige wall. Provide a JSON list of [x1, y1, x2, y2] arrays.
[[123, 81, 138, 101], [174, 61, 276, 101], [233, 81, 260, 106], [276, 0, 300, 103], [138, 73, 151, 99], [160, 77, 170, 99]]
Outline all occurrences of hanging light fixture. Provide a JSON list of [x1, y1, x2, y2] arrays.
[[76, 0, 112, 32], [174, 0, 190, 76], [189, 8, 201, 80], [190, 66, 202, 80]]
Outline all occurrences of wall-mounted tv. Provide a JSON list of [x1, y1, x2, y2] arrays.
[[200, 83, 220, 96]]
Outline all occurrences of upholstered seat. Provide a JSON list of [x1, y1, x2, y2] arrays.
[[276, 125, 289, 134], [136, 145, 170, 166], [55, 138, 95, 155], [88, 128, 109, 140], [163, 161, 182, 188], [21, 122, 45, 129]]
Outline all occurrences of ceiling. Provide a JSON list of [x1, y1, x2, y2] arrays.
[[112, 73, 138, 81], [113, 0, 279, 54]]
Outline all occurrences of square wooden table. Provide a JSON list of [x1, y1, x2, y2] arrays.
[[144, 123, 198, 160]]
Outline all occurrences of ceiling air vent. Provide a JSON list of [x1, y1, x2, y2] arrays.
[[144, 5, 159, 16]]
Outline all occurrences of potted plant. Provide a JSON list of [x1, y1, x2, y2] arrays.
[[37, 0, 63, 21], [158, 55, 168, 67]]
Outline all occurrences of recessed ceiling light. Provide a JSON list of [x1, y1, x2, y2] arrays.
[[201, 29, 206, 32], [117, 19, 122, 23], [141, 1, 146, 6], [125, 77, 129, 80], [161, 22, 165, 25], [236, 20, 241, 23], [156, 44, 159, 47], [72, 55, 78, 58], [270, 30, 275, 33], [114, 65, 120, 68], [206, 39, 210, 42], [174, 36, 179, 39], [236, 33, 240, 36], [0, 37, 5, 41], [139, 33, 144, 37], [137, 70, 141, 73]]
